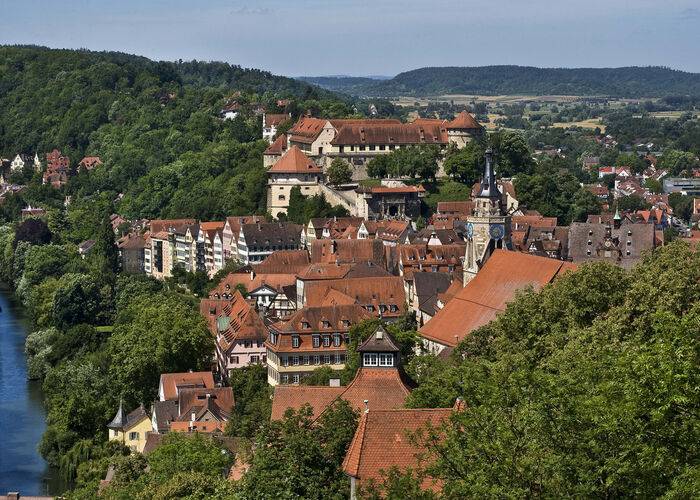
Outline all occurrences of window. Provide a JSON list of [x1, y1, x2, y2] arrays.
[[314, 355, 320, 365], [301, 322, 310, 330], [389, 304, 397, 313], [363, 353, 378, 366], [282, 374, 289, 384], [379, 353, 394, 366], [627, 240, 631, 246], [342, 320, 349, 328], [282, 356, 289, 367], [324, 355, 331, 364], [334, 353, 342, 364], [292, 374, 300, 384], [229, 355, 239, 364], [322, 320, 330, 328], [366, 305, 374, 312], [312, 335, 320, 348], [293, 356, 300, 366], [244, 340, 252, 348], [292, 336, 300, 348], [334, 335, 341, 347], [303, 355, 310, 365], [586, 249, 591, 255], [587, 240, 592, 245], [113, 430, 119, 437], [323, 336, 331, 347], [251, 355, 259, 364], [344, 334, 350, 344], [129, 432, 139, 440], [626, 250, 631, 256], [278, 195, 285, 200]]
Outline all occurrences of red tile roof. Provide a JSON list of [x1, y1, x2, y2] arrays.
[[149, 219, 196, 234], [271, 363, 412, 420], [310, 239, 387, 267], [267, 146, 322, 174], [288, 117, 327, 143], [254, 250, 310, 274], [303, 276, 406, 316], [419, 250, 577, 347], [264, 113, 291, 127], [159, 372, 215, 401], [342, 407, 453, 489], [445, 109, 482, 129], [264, 134, 287, 155]]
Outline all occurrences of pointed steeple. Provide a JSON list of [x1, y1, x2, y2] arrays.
[[107, 399, 127, 430], [477, 148, 499, 199]]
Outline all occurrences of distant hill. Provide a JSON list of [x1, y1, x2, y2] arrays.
[[297, 76, 388, 94], [300, 66, 700, 98]]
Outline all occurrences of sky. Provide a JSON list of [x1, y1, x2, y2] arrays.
[[2, 0, 700, 77]]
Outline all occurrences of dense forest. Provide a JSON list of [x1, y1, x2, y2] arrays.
[[301, 65, 700, 97], [0, 46, 356, 221]]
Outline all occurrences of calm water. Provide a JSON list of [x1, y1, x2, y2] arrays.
[[0, 284, 66, 496]]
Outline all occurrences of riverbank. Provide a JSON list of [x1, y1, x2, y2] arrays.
[[0, 284, 68, 496]]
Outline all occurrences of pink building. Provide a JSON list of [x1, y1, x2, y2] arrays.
[[200, 291, 267, 381]]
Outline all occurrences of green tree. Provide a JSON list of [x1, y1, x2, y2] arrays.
[[490, 132, 535, 176], [644, 178, 664, 194], [239, 401, 359, 499], [366, 155, 391, 179], [226, 363, 272, 438], [52, 273, 109, 329], [326, 158, 353, 186], [443, 140, 484, 184], [13, 217, 52, 248], [91, 215, 120, 274], [382, 244, 700, 497], [146, 432, 235, 481], [616, 194, 650, 212], [657, 149, 697, 176], [109, 293, 214, 408]]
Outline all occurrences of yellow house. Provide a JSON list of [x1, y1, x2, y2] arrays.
[[107, 400, 152, 453]]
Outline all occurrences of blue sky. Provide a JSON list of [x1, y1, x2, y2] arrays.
[[2, 0, 699, 76]]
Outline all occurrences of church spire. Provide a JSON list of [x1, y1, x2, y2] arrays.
[[477, 147, 499, 199]]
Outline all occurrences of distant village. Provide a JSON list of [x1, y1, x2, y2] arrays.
[[2, 106, 700, 496]]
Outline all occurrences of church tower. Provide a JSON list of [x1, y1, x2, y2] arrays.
[[463, 148, 512, 285]]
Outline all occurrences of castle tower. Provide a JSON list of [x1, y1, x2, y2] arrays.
[[463, 148, 512, 285]]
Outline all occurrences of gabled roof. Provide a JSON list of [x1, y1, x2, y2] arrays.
[[254, 250, 310, 274], [149, 219, 196, 234], [268, 146, 322, 174], [419, 250, 577, 347], [153, 400, 179, 433], [269, 304, 372, 334], [240, 222, 302, 245], [264, 113, 291, 127], [357, 325, 400, 353], [264, 134, 287, 155], [310, 239, 387, 267], [202, 291, 268, 347], [331, 122, 448, 146], [342, 407, 453, 490], [159, 372, 215, 401], [288, 117, 328, 143], [271, 356, 413, 420], [176, 387, 235, 423], [303, 276, 405, 316]]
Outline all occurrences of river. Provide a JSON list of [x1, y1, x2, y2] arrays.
[[0, 284, 67, 496]]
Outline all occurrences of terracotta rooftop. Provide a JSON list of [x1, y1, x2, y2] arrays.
[[159, 371, 215, 401], [250, 250, 309, 275], [445, 109, 482, 129], [202, 290, 268, 346], [288, 117, 327, 143], [311, 239, 387, 267], [342, 407, 453, 490], [267, 146, 322, 174], [264, 134, 288, 155], [175, 386, 235, 424], [149, 218, 196, 234], [437, 201, 474, 215], [303, 276, 406, 316], [419, 250, 577, 347], [269, 304, 372, 335], [331, 122, 448, 146], [264, 113, 291, 127], [271, 357, 412, 420]]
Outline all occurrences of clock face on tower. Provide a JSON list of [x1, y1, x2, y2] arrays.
[[489, 224, 504, 240], [466, 223, 474, 239]]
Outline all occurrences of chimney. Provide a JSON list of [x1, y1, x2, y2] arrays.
[[329, 377, 341, 387], [364, 400, 369, 413], [250, 270, 255, 281]]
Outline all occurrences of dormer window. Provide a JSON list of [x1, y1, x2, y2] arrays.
[[389, 304, 397, 313], [589, 230, 593, 236], [341, 320, 349, 328], [334, 334, 341, 347], [292, 336, 300, 348], [301, 322, 310, 329], [225, 284, 230, 291], [323, 336, 331, 347], [322, 321, 330, 328], [366, 305, 374, 312], [312, 335, 320, 348]]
